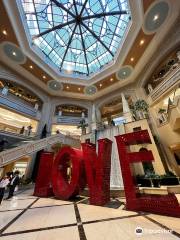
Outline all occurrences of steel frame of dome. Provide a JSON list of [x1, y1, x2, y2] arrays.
[[21, 0, 130, 77]]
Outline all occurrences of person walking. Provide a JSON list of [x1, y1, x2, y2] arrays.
[[6, 170, 20, 199], [27, 125, 33, 136], [0, 173, 11, 204]]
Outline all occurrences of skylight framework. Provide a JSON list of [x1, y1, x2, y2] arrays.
[[21, 0, 130, 77]]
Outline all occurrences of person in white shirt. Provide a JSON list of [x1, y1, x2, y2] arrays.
[[0, 173, 10, 204]]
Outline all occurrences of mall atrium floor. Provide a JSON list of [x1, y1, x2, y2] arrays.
[[0, 187, 180, 240]]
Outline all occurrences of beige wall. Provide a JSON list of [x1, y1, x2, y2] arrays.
[[124, 119, 165, 175], [148, 96, 180, 176], [156, 124, 180, 175]]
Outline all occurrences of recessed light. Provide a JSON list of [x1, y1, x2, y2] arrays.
[[140, 40, 145, 46], [130, 57, 134, 62], [12, 51, 16, 56], [153, 14, 159, 21], [54, 84, 57, 88], [78, 87, 81, 91], [123, 71, 126, 75], [43, 75, 46, 79], [99, 84, 102, 87], [2, 30, 7, 35], [110, 78, 114, 82], [29, 65, 33, 69], [66, 86, 69, 89]]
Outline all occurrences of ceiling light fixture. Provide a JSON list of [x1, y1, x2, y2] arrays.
[[123, 71, 126, 75], [12, 51, 17, 56], [43, 75, 46, 79], [153, 14, 159, 21], [140, 40, 145, 46], [99, 84, 102, 87], [29, 65, 33, 69], [78, 87, 81, 91], [130, 57, 134, 62], [110, 78, 114, 82], [2, 30, 7, 35], [66, 86, 69, 89]]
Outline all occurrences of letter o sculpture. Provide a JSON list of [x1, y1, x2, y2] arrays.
[[52, 146, 85, 200]]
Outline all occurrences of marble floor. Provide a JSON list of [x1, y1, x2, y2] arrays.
[[0, 189, 180, 240]]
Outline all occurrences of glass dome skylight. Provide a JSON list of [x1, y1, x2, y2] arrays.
[[21, 0, 130, 77]]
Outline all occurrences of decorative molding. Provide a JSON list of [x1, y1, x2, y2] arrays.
[[47, 80, 63, 91], [142, 0, 170, 35], [116, 65, 133, 80], [84, 85, 97, 95], [1, 41, 26, 64]]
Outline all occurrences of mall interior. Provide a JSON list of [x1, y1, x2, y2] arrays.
[[0, 0, 180, 239]]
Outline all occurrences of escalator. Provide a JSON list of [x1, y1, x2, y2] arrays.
[[0, 133, 80, 167]]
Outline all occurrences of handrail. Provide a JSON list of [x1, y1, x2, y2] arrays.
[[150, 65, 180, 101], [0, 133, 80, 167]]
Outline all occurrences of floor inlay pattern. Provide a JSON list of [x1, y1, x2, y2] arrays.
[[0, 189, 179, 239]]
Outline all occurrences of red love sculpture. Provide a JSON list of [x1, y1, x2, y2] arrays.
[[52, 146, 85, 200], [34, 151, 54, 197], [82, 138, 112, 205], [115, 130, 180, 217]]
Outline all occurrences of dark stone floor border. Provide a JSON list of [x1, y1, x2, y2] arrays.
[[74, 203, 87, 240], [0, 198, 39, 236], [143, 215, 180, 238], [0, 211, 141, 237], [0, 202, 73, 213]]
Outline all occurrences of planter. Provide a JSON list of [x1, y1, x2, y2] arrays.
[[160, 177, 179, 186]]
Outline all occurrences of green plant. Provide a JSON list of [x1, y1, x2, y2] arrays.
[[77, 119, 88, 129], [134, 99, 149, 112], [145, 171, 160, 179], [158, 108, 166, 114], [77, 119, 88, 135]]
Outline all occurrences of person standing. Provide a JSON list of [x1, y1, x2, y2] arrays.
[[41, 124, 47, 139], [0, 173, 10, 204], [20, 126, 25, 135], [27, 125, 33, 136], [6, 170, 20, 199]]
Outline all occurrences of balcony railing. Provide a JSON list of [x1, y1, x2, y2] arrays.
[[56, 116, 87, 125], [0, 92, 40, 118], [149, 64, 180, 102]]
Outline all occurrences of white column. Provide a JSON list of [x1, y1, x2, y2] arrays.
[[121, 93, 133, 123], [25, 98, 54, 180]]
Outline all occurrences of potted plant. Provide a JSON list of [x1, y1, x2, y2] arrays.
[[77, 119, 88, 135], [134, 99, 149, 119]]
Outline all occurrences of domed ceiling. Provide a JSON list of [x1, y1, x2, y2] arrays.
[[0, 0, 179, 99], [20, 0, 130, 78]]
